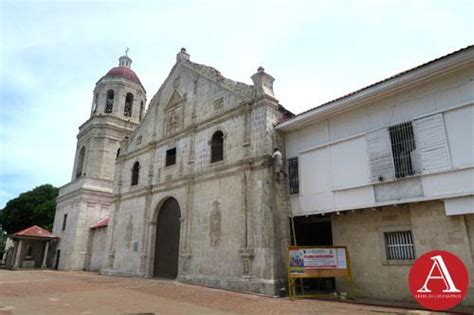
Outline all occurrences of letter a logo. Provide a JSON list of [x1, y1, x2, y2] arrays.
[[409, 250, 468, 311], [417, 255, 461, 293]]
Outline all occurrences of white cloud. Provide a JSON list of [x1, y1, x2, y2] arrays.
[[1, 0, 473, 207]]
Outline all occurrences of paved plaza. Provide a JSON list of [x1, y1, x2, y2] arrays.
[[0, 270, 437, 314]]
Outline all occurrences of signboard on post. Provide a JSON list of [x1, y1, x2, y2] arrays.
[[287, 246, 355, 300]]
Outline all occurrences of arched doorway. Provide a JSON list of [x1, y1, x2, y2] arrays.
[[154, 197, 181, 278]]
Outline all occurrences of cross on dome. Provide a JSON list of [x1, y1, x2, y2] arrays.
[[119, 49, 132, 68]]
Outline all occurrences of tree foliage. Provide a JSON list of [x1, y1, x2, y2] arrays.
[[0, 184, 59, 235], [0, 227, 7, 251]]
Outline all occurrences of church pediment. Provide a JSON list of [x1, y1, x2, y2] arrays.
[[163, 89, 186, 136], [165, 90, 186, 110]]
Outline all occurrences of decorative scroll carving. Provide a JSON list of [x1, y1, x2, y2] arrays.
[[167, 90, 184, 108], [213, 97, 224, 111], [210, 200, 221, 246], [125, 216, 133, 248], [164, 90, 185, 135], [243, 259, 250, 275]]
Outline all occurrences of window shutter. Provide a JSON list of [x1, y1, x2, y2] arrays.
[[413, 113, 451, 172], [367, 128, 395, 182]]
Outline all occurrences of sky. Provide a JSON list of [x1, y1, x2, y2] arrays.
[[0, 0, 473, 208]]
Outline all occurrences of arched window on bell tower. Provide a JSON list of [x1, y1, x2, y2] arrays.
[[139, 101, 144, 122], [124, 93, 134, 117], [105, 90, 114, 113], [76, 146, 86, 179], [92, 93, 98, 113]]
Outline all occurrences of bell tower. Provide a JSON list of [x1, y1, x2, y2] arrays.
[[52, 51, 146, 271], [73, 51, 146, 181]]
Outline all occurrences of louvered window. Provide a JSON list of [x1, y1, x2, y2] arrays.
[[367, 128, 395, 182], [384, 231, 415, 260], [413, 113, 451, 172]]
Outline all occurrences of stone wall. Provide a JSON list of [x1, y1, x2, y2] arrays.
[[53, 188, 111, 271], [87, 227, 107, 271], [102, 52, 290, 296], [332, 200, 474, 306]]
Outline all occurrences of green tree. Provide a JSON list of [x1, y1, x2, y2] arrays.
[[0, 184, 59, 234], [0, 227, 7, 252]]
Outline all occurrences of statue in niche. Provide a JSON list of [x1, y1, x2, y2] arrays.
[[210, 200, 221, 246], [243, 259, 250, 275]]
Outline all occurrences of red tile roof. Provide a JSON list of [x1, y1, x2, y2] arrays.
[[90, 216, 109, 229], [104, 66, 141, 84], [12, 225, 58, 239]]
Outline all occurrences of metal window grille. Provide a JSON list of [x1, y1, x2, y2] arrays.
[[389, 122, 418, 178], [384, 231, 415, 260], [131, 162, 140, 186], [166, 148, 176, 166], [211, 131, 224, 163], [288, 157, 299, 194]]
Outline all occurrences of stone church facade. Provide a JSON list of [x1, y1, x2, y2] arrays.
[[53, 49, 293, 295]]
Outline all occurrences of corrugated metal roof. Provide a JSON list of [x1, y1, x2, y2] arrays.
[[12, 225, 58, 239]]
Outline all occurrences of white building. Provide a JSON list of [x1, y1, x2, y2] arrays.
[[278, 46, 474, 305]]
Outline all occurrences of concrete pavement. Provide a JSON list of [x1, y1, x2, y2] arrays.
[[0, 270, 433, 314]]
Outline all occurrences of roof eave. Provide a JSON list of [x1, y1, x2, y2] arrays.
[[96, 75, 146, 93], [11, 235, 58, 240]]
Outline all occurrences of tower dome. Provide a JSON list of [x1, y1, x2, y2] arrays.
[[91, 49, 147, 123], [104, 67, 141, 84], [101, 49, 143, 87]]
